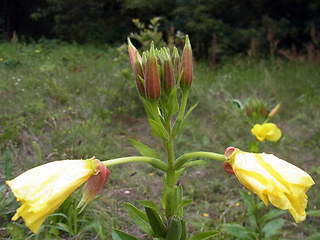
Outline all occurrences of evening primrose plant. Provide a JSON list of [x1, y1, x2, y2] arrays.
[[6, 36, 315, 239]]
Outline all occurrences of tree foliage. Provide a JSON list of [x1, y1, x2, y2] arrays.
[[1, 0, 319, 57]]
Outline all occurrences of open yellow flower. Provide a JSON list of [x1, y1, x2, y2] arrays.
[[6, 158, 103, 233], [224, 147, 315, 223], [251, 123, 281, 142]]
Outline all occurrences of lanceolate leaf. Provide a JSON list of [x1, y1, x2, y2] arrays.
[[129, 139, 161, 159], [124, 203, 154, 237], [260, 209, 284, 224], [112, 229, 139, 240], [262, 218, 285, 240], [189, 230, 219, 240], [148, 118, 169, 140], [166, 88, 179, 118], [222, 224, 256, 240], [138, 200, 165, 222]]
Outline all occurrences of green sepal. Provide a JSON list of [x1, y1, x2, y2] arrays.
[[124, 203, 155, 237], [112, 229, 139, 240], [148, 118, 169, 140], [129, 139, 161, 160], [189, 230, 219, 240], [166, 216, 182, 240], [222, 224, 255, 240], [145, 207, 167, 238], [138, 200, 165, 223]]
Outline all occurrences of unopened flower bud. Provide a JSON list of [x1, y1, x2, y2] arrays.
[[246, 105, 251, 116], [134, 52, 145, 96], [180, 35, 193, 90], [163, 51, 175, 92], [145, 43, 161, 99], [172, 47, 180, 81], [269, 103, 280, 118], [261, 105, 267, 117], [128, 38, 142, 71]]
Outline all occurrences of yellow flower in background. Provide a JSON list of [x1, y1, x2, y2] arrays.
[[251, 123, 281, 142], [34, 49, 40, 53], [224, 147, 315, 223], [6, 159, 100, 233]]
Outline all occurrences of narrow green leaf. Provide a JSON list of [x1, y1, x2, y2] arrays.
[[112, 229, 139, 240], [178, 102, 198, 134], [129, 139, 161, 159], [260, 209, 284, 224], [32, 141, 42, 161], [145, 207, 167, 238], [222, 223, 256, 240], [4, 150, 11, 180], [167, 88, 179, 118], [262, 218, 285, 240], [141, 97, 154, 119], [124, 203, 154, 237], [138, 200, 165, 222], [306, 210, 320, 217], [239, 190, 257, 228], [148, 118, 169, 140], [305, 233, 320, 240], [189, 230, 219, 240]]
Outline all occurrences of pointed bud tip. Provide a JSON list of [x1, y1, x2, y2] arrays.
[[185, 35, 191, 49]]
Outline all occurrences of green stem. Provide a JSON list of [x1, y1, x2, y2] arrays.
[[174, 151, 225, 170], [101, 156, 167, 171], [165, 137, 175, 218]]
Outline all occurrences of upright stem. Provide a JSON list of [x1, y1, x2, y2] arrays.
[[165, 137, 175, 218]]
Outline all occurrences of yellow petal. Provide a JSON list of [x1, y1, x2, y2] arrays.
[[6, 160, 95, 233], [251, 123, 282, 142], [228, 149, 314, 223]]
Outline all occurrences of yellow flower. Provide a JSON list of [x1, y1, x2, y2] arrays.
[[6, 159, 99, 233], [224, 147, 315, 223], [35, 49, 40, 53], [251, 123, 281, 142]]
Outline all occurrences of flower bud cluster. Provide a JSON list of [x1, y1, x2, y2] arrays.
[[246, 98, 267, 121], [128, 35, 193, 101]]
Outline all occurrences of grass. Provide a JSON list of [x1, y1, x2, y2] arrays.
[[0, 40, 319, 239]]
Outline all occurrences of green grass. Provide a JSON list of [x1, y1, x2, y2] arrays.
[[1, 41, 319, 239]]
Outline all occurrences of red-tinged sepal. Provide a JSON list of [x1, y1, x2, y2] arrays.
[[78, 160, 110, 211], [223, 147, 236, 175], [223, 161, 235, 175]]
